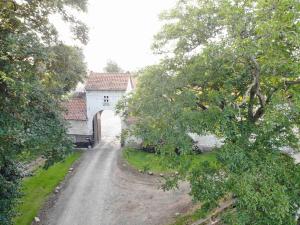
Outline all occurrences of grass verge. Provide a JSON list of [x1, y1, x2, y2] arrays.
[[14, 151, 82, 225], [122, 147, 217, 173], [123, 148, 174, 173]]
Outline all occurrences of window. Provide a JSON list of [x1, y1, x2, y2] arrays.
[[103, 96, 109, 105]]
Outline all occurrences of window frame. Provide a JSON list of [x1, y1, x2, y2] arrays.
[[103, 95, 109, 105]]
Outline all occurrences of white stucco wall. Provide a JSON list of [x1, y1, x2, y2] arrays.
[[126, 78, 133, 93], [188, 133, 224, 148], [86, 90, 126, 135], [67, 120, 89, 135]]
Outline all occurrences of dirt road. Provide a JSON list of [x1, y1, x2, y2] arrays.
[[41, 137, 191, 225]]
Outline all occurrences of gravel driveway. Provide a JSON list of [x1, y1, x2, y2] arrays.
[[40, 137, 191, 225]]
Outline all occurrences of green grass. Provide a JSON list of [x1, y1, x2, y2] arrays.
[[122, 148, 218, 173], [123, 148, 174, 173], [14, 152, 82, 225]]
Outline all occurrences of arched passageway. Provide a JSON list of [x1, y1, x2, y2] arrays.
[[92, 110, 121, 145]]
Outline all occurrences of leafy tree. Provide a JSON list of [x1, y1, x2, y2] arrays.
[[44, 44, 87, 95], [0, 0, 87, 224], [118, 0, 300, 224], [103, 60, 123, 73]]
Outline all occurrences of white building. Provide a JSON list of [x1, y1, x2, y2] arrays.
[[64, 72, 136, 146]]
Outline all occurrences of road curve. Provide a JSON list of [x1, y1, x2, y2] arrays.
[[41, 137, 191, 225]]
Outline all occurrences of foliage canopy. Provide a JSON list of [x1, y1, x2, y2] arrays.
[[0, 0, 87, 223], [118, 0, 300, 224]]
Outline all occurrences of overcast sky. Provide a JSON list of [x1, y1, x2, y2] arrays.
[[53, 0, 175, 72]]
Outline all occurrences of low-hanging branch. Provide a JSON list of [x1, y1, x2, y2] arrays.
[[285, 79, 300, 86]]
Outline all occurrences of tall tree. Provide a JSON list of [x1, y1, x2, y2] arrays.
[[118, 0, 300, 224], [0, 0, 87, 224], [103, 60, 123, 73], [45, 44, 87, 95]]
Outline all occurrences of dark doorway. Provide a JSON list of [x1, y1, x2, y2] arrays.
[[92, 111, 102, 145]]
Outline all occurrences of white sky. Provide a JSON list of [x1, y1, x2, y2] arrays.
[[53, 0, 176, 72]]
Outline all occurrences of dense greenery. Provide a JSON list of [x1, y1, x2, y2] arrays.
[[118, 0, 300, 224], [14, 152, 81, 225], [0, 0, 87, 224]]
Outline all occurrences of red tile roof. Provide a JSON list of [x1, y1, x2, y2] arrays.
[[64, 93, 87, 121], [85, 72, 130, 91]]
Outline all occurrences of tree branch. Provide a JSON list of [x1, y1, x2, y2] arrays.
[[253, 90, 266, 121], [247, 56, 261, 122], [192, 199, 236, 225], [285, 79, 300, 86], [248, 88, 255, 121], [240, 56, 260, 109], [197, 102, 208, 110], [253, 78, 299, 122]]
